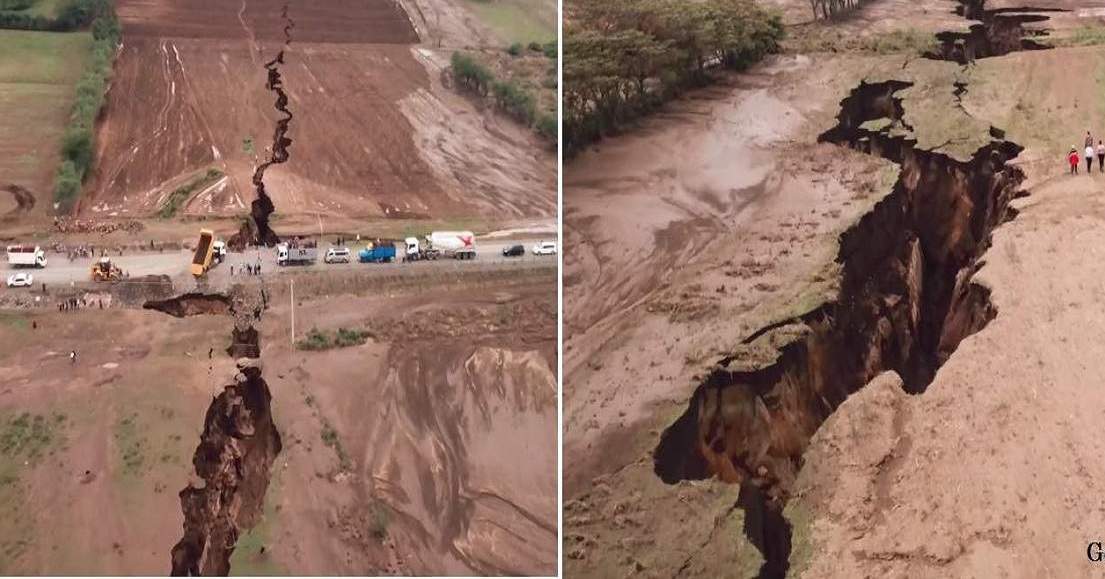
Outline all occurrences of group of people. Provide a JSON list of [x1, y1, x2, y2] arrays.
[[1069, 131, 1105, 174], [230, 262, 263, 276], [57, 297, 104, 312]]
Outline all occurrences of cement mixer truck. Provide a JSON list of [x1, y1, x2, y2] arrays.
[[404, 231, 476, 261]]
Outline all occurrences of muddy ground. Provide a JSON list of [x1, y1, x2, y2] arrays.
[[0, 267, 556, 575], [564, 0, 1105, 577]]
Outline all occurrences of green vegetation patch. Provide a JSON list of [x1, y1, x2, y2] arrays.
[[0, 412, 64, 460], [1042, 26, 1105, 48], [114, 412, 147, 477], [0, 28, 94, 171], [296, 327, 372, 351], [319, 417, 352, 473], [158, 168, 224, 219], [229, 466, 285, 575], [0, 411, 67, 568], [563, 0, 784, 154], [784, 27, 938, 56], [52, 0, 120, 212], [451, 50, 555, 141], [462, 0, 554, 46]]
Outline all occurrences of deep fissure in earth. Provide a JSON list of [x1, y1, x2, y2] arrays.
[[149, 287, 280, 576], [924, 0, 1063, 63], [232, 3, 295, 248], [652, 79, 1027, 577]]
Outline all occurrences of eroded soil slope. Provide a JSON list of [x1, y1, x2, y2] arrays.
[[0, 268, 556, 575], [85, 0, 555, 221], [564, 0, 1105, 576]]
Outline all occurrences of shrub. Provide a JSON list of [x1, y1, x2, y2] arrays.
[[297, 328, 332, 351], [369, 504, 389, 541], [527, 41, 542, 52], [0, 0, 35, 11], [542, 41, 557, 59], [536, 114, 557, 141], [296, 327, 370, 350], [451, 51, 493, 96], [51, 0, 121, 210], [491, 79, 536, 125], [506, 42, 523, 56]]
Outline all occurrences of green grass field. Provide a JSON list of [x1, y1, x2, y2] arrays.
[[0, 29, 89, 206], [463, 0, 555, 45], [0, 0, 65, 17]]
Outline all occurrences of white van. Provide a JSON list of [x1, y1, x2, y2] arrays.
[[324, 247, 351, 264], [532, 241, 557, 256]]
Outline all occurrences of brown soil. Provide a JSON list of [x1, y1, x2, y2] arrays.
[[83, 0, 554, 223], [566, 0, 1105, 576], [0, 268, 555, 575]]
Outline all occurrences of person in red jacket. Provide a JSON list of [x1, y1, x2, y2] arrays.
[[1071, 147, 1081, 174]]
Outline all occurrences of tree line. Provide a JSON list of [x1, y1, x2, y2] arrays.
[[451, 52, 557, 142], [808, 0, 868, 21], [54, 0, 120, 211], [563, 0, 784, 155], [0, 0, 111, 31]]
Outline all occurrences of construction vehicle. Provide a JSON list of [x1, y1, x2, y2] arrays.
[[6, 245, 47, 268], [277, 242, 317, 266], [404, 231, 477, 261], [358, 242, 396, 263], [190, 229, 217, 277], [90, 258, 123, 282]]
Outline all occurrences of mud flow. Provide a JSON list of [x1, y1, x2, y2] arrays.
[[653, 80, 1027, 577], [231, 3, 295, 248], [924, 0, 1063, 63], [144, 286, 279, 576]]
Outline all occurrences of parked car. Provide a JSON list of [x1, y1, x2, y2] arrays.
[[6, 272, 33, 288], [532, 241, 557, 256], [502, 244, 525, 257], [324, 247, 351, 264]]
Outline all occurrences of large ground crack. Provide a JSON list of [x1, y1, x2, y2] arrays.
[[652, 80, 1026, 577], [146, 287, 280, 576], [925, 0, 1064, 63], [231, 4, 295, 248]]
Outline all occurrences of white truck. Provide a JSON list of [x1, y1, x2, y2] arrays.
[[6, 245, 47, 268], [404, 231, 477, 261], [276, 243, 317, 266]]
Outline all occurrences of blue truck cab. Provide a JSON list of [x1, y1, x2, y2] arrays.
[[358, 243, 397, 263]]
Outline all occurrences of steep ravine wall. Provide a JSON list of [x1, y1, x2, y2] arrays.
[[653, 80, 1027, 577], [147, 288, 281, 576]]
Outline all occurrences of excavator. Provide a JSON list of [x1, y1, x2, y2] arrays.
[[90, 257, 123, 282]]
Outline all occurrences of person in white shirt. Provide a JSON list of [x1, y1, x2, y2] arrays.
[[1087, 144, 1096, 173], [1096, 140, 1104, 172]]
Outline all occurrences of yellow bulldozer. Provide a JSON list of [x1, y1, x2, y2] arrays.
[[90, 258, 123, 282]]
